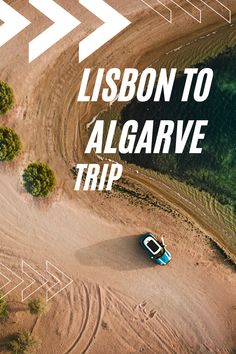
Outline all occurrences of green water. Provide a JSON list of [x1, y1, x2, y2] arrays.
[[120, 47, 236, 212]]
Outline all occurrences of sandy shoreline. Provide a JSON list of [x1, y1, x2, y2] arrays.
[[0, 1, 236, 353]]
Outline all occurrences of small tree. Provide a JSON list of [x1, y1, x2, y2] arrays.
[[23, 162, 56, 197], [0, 293, 9, 321], [0, 126, 21, 161], [28, 298, 47, 316], [8, 331, 39, 354], [0, 81, 15, 115]]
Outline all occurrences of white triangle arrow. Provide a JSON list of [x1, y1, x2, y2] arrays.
[[141, 0, 172, 23], [46, 261, 73, 302], [201, 0, 231, 23], [79, 0, 131, 63], [0, 0, 31, 47], [21, 261, 48, 301], [171, 0, 201, 23], [29, 0, 81, 62], [0, 263, 24, 299]]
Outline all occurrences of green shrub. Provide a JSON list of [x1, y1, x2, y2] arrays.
[[0, 126, 21, 161], [23, 162, 56, 197], [8, 331, 39, 354], [0, 293, 9, 321], [0, 81, 15, 115], [28, 298, 47, 316]]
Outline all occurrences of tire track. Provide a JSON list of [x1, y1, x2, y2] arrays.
[[81, 285, 103, 354], [64, 283, 103, 354], [64, 281, 90, 354], [106, 288, 158, 353], [106, 288, 187, 354]]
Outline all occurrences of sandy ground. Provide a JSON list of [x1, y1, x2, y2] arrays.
[[0, 0, 236, 353]]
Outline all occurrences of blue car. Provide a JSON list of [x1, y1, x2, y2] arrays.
[[139, 233, 171, 265]]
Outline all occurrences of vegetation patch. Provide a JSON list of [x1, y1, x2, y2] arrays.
[[0, 81, 15, 115], [0, 126, 21, 161], [8, 331, 39, 354], [23, 162, 56, 197], [28, 298, 48, 316], [0, 293, 9, 321]]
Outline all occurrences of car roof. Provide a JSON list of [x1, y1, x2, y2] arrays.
[[143, 235, 163, 255]]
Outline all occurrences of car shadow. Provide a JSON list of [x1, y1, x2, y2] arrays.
[[75, 234, 156, 271]]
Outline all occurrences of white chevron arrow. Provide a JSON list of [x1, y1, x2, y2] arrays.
[[29, 0, 81, 62], [0, 0, 30, 47], [171, 0, 201, 23], [79, 0, 131, 63], [0, 263, 24, 299], [46, 261, 73, 302], [21, 261, 48, 301], [141, 0, 172, 23], [201, 0, 231, 23]]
